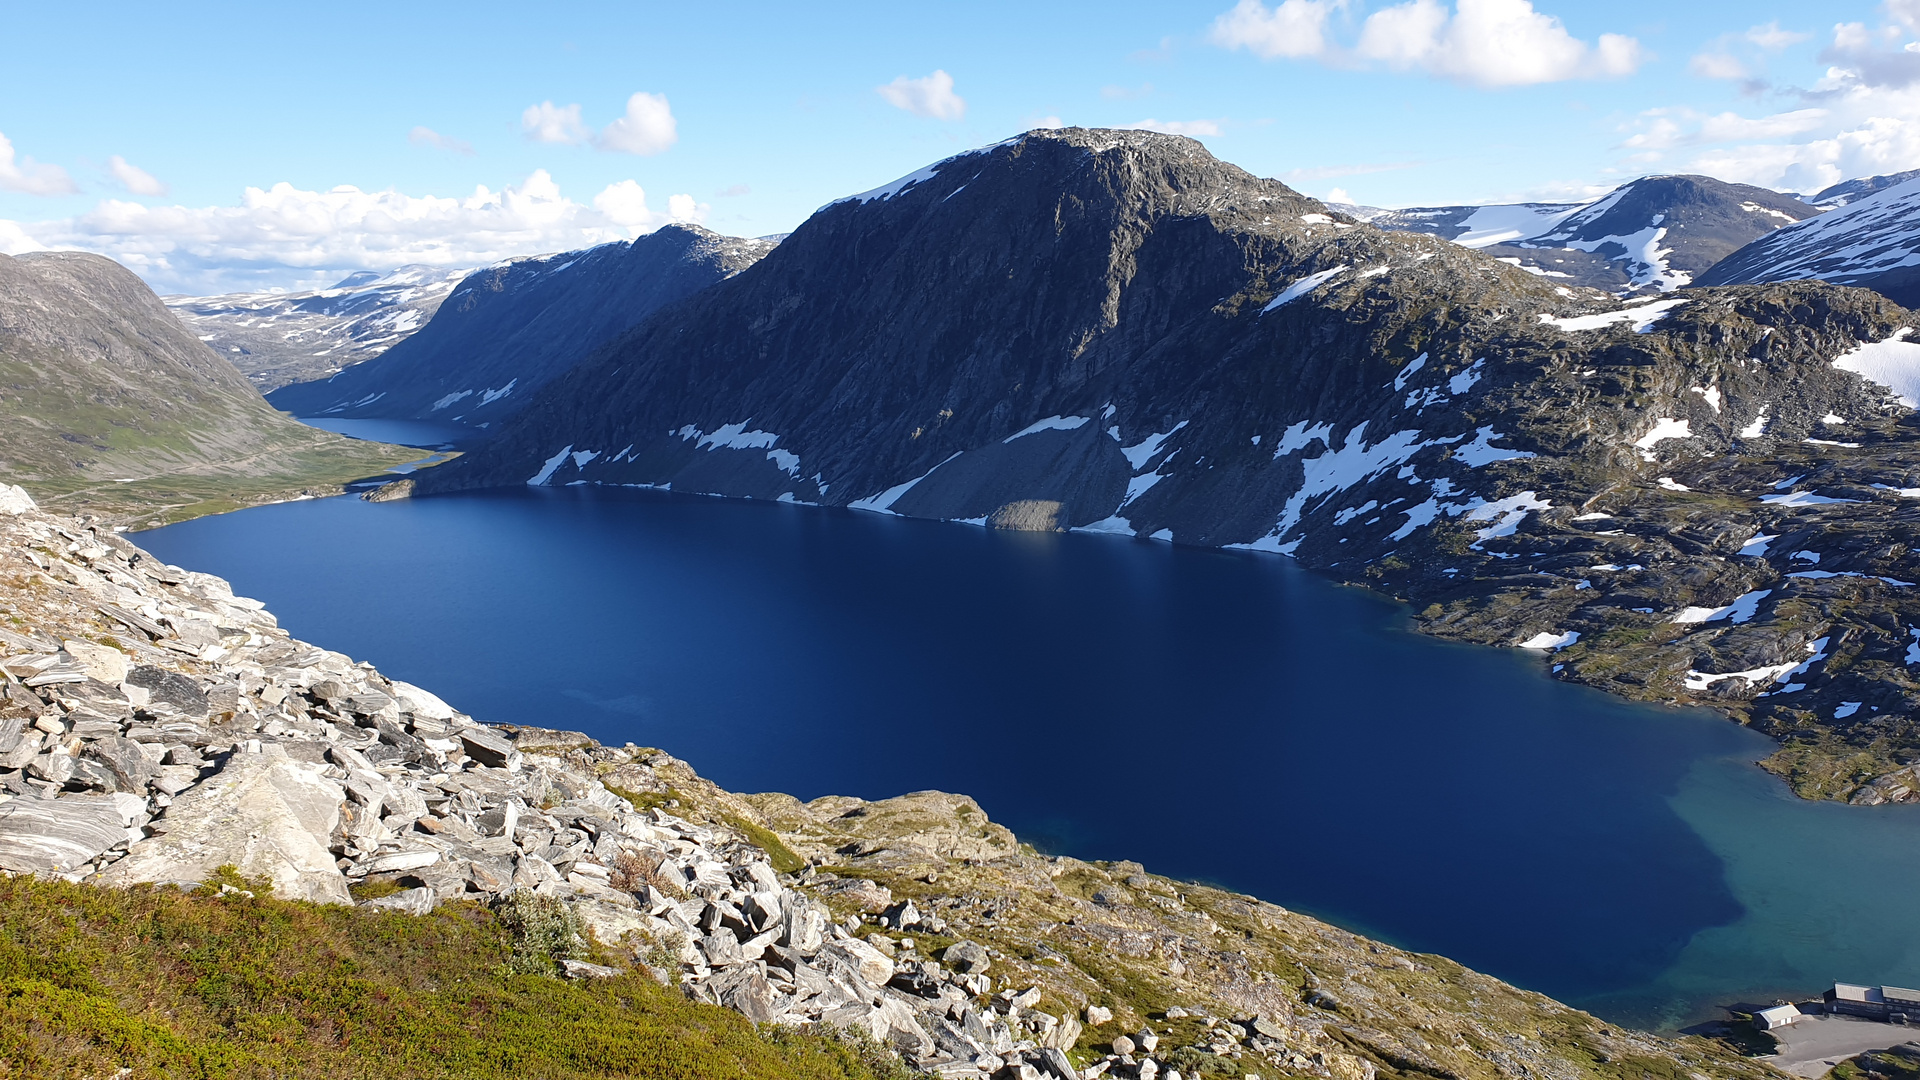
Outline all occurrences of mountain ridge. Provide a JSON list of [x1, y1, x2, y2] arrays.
[[264, 225, 776, 427], [408, 128, 1920, 805]]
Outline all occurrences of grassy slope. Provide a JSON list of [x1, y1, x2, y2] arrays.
[[0, 251, 421, 527], [0, 875, 904, 1080]]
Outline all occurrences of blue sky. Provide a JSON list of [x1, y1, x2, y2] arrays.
[[4, 0, 1916, 293]]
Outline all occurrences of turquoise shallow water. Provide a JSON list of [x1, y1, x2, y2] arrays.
[[138, 482, 1920, 1031]]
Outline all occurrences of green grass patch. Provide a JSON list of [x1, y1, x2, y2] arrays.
[[0, 875, 907, 1080]]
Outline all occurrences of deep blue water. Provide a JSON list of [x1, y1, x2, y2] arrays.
[[141, 483, 1920, 1031]]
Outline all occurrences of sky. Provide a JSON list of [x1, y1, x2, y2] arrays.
[[5, 0, 1920, 295]]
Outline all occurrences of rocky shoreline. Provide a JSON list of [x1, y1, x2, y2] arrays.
[[0, 483, 1785, 1080]]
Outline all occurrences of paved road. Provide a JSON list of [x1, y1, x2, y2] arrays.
[[1764, 1015, 1917, 1077]]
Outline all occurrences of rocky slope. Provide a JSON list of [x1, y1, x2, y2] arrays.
[[1697, 176, 1920, 308], [0, 486, 1784, 1080], [1358, 176, 1819, 293], [0, 251, 418, 525], [409, 128, 1920, 804], [266, 226, 775, 427], [164, 264, 470, 392]]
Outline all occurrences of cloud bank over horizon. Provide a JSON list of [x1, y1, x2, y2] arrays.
[[0, 169, 708, 295]]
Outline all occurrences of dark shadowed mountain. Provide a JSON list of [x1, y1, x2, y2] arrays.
[[265, 225, 774, 427], [1697, 175, 1920, 307], [410, 127, 1920, 806], [0, 252, 415, 524]]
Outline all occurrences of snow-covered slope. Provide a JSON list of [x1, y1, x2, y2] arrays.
[[1806, 169, 1920, 209], [165, 265, 470, 391], [1699, 175, 1920, 306], [1364, 176, 1819, 295]]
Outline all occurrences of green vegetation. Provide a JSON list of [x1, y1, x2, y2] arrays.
[[0, 874, 909, 1080]]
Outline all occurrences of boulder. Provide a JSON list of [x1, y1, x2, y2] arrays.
[[0, 794, 128, 873], [97, 747, 350, 904], [61, 639, 127, 685], [82, 736, 157, 792], [823, 936, 896, 987], [942, 939, 991, 974], [0, 484, 36, 515], [388, 679, 457, 721], [459, 725, 520, 770], [124, 666, 209, 717]]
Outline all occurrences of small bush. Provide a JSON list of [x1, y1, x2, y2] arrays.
[[493, 890, 586, 976]]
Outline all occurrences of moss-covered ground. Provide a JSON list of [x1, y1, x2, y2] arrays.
[[0, 873, 908, 1080]]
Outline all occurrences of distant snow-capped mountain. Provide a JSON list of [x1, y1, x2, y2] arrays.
[[1804, 168, 1920, 209], [1356, 176, 1820, 294], [1698, 173, 1920, 306], [164, 265, 470, 392]]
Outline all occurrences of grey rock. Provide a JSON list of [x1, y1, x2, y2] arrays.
[[98, 748, 349, 904], [943, 939, 991, 975], [0, 793, 128, 873], [365, 886, 437, 915], [82, 736, 157, 792], [458, 725, 520, 771], [559, 958, 624, 979], [125, 666, 208, 717]]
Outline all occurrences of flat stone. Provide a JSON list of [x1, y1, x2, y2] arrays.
[[823, 936, 896, 987], [82, 736, 157, 792], [364, 886, 436, 915], [61, 639, 128, 684], [97, 749, 349, 904], [458, 725, 520, 771], [0, 793, 127, 873], [124, 666, 209, 717]]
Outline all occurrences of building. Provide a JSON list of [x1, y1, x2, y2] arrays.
[[1825, 984, 1920, 1022], [1756, 1005, 1804, 1030]]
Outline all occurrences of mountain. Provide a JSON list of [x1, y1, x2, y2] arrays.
[[1340, 200, 1583, 247], [412, 128, 1920, 807], [164, 264, 470, 392], [1806, 168, 1920, 208], [265, 225, 775, 427], [1697, 175, 1920, 307], [0, 251, 417, 524], [1359, 176, 1819, 293], [1374, 176, 1820, 294]]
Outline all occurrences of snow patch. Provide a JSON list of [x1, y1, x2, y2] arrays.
[[1671, 589, 1770, 625], [1831, 327, 1920, 407], [1262, 266, 1348, 313], [1518, 631, 1579, 650], [528, 445, 573, 486], [1539, 298, 1688, 333], [1453, 426, 1535, 467], [1004, 415, 1091, 442]]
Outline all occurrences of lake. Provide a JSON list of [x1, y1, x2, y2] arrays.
[[139, 481, 1920, 1032]]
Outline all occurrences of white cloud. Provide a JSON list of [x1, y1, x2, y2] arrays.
[[595, 92, 678, 155], [1031, 114, 1066, 129], [876, 70, 966, 120], [1626, 14, 1920, 193], [1209, 0, 1644, 87], [408, 126, 474, 154], [522, 101, 590, 145], [0, 132, 78, 196], [1326, 186, 1354, 202], [0, 170, 707, 295], [1746, 21, 1809, 51], [1101, 82, 1154, 99], [1118, 118, 1224, 136], [1689, 52, 1748, 80], [1209, 0, 1343, 59], [106, 155, 167, 196]]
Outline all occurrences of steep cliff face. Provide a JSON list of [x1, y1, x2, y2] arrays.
[[414, 128, 1920, 802], [0, 251, 415, 524], [266, 225, 775, 427]]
